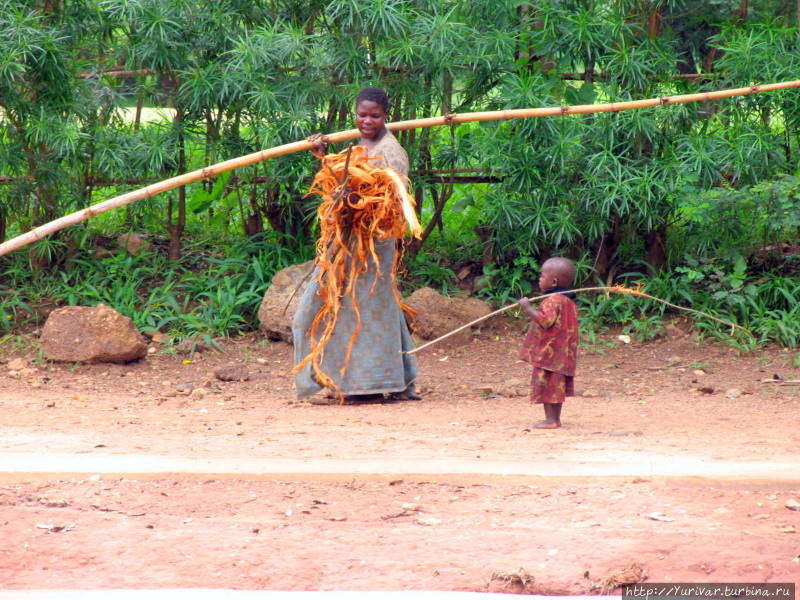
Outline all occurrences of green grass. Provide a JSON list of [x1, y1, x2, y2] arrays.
[[0, 231, 313, 343]]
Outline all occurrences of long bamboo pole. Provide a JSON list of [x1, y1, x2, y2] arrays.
[[406, 284, 753, 355], [2, 78, 799, 258]]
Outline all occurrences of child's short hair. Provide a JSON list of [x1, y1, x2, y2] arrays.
[[543, 257, 576, 285]]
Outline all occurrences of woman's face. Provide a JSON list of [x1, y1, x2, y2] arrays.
[[355, 99, 387, 140]]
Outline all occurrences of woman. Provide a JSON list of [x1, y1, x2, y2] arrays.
[[292, 86, 420, 403]]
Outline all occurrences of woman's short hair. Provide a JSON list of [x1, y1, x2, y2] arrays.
[[356, 86, 390, 112]]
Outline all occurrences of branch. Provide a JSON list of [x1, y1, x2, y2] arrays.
[[76, 69, 156, 79]]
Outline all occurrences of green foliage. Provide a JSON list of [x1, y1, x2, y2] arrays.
[[478, 254, 539, 307], [575, 262, 800, 349], [679, 174, 800, 260], [0, 232, 313, 341], [405, 250, 459, 295], [1, 0, 799, 349]]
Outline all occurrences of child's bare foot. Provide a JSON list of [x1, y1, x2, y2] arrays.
[[533, 420, 561, 429]]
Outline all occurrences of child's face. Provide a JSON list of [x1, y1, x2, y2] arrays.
[[538, 263, 561, 292]]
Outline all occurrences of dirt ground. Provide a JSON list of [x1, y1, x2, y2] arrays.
[[1, 321, 799, 593]]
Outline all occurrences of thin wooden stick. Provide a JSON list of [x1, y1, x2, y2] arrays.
[[2, 78, 799, 258], [405, 285, 752, 355]]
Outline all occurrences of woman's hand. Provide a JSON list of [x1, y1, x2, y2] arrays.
[[307, 133, 328, 158]]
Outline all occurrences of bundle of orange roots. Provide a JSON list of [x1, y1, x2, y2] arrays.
[[292, 146, 423, 394]]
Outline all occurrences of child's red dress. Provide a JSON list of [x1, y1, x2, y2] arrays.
[[519, 293, 578, 404]]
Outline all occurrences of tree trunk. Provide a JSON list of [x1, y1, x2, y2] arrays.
[[593, 218, 622, 282], [413, 185, 423, 219], [133, 93, 144, 132], [517, 4, 530, 63], [645, 225, 668, 274], [81, 115, 97, 205], [407, 184, 452, 259], [737, 0, 748, 22], [262, 186, 286, 236], [442, 71, 453, 115], [647, 8, 661, 40], [474, 225, 494, 267], [168, 107, 186, 261]]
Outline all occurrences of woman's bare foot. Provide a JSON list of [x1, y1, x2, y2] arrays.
[[389, 391, 422, 402], [533, 420, 561, 429]]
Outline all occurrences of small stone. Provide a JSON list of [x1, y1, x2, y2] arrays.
[[608, 430, 643, 437], [664, 324, 685, 338], [147, 347, 156, 354], [7, 358, 27, 371], [582, 390, 600, 398], [190, 388, 207, 399], [473, 386, 493, 394], [693, 369, 706, 376], [40, 498, 69, 508], [256, 358, 268, 365], [175, 383, 194, 394], [785, 499, 800, 512], [725, 388, 742, 399], [415, 517, 442, 526], [175, 337, 209, 355], [487, 569, 535, 595], [213, 364, 250, 382]]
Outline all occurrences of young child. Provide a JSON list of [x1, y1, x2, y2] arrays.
[[518, 257, 578, 429]]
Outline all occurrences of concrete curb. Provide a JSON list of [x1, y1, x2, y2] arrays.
[[0, 452, 798, 482]]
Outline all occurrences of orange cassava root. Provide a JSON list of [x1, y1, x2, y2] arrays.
[[292, 146, 422, 398]]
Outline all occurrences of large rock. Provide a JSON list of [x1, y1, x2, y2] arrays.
[[117, 233, 151, 255], [258, 260, 315, 343], [40, 304, 148, 363], [405, 287, 492, 342]]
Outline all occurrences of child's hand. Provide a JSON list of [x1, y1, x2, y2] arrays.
[[518, 297, 531, 309]]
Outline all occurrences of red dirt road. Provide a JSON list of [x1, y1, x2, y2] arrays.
[[1, 327, 799, 593]]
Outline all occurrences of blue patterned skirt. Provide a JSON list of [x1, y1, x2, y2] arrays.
[[292, 239, 418, 398]]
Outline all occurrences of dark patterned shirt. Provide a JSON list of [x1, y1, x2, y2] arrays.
[[519, 293, 578, 376]]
